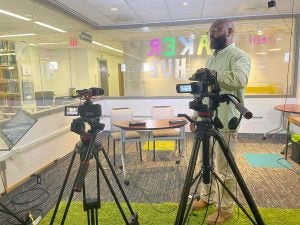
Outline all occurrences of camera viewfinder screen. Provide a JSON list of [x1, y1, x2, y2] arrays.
[[65, 106, 79, 116], [179, 84, 192, 93]]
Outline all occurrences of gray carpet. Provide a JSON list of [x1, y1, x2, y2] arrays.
[[0, 132, 299, 224]]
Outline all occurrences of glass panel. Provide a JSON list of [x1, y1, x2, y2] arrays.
[[0, 0, 297, 121]]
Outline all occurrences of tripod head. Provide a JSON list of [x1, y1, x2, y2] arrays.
[[176, 68, 252, 129], [65, 88, 105, 137]]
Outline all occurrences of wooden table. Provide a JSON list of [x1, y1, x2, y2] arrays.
[[113, 118, 187, 184], [263, 104, 300, 139]]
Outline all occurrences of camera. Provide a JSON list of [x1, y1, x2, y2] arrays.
[[65, 88, 105, 135], [176, 68, 220, 116], [176, 82, 206, 94], [65, 88, 103, 118], [176, 68, 220, 96]]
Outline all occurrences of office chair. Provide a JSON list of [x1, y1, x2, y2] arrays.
[[108, 107, 142, 165], [35, 91, 54, 106], [150, 106, 181, 161]]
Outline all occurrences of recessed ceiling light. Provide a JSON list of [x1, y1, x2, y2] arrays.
[[110, 7, 119, 11], [142, 27, 150, 32], [182, 1, 188, 6]]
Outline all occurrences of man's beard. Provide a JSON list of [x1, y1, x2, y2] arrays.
[[210, 33, 227, 50]]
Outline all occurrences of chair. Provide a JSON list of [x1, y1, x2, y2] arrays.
[[108, 107, 142, 165], [35, 91, 54, 106], [150, 106, 181, 161]]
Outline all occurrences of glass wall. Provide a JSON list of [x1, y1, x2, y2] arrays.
[[118, 18, 296, 96], [0, 0, 297, 120]]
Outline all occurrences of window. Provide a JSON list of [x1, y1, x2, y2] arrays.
[[0, 0, 297, 121]]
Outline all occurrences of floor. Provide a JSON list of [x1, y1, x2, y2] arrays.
[[0, 132, 299, 225]]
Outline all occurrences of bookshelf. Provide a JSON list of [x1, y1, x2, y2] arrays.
[[0, 40, 21, 118]]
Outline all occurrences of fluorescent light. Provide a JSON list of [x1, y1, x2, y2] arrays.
[[110, 7, 119, 11], [34, 21, 66, 33], [38, 42, 68, 45], [267, 48, 281, 52], [256, 52, 268, 55], [92, 41, 104, 47], [92, 41, 123, 53], [0, 9, 31, 21], [182, 1, 188, 6], [0, 33, 36, 38], [0, 53, 16, 56]]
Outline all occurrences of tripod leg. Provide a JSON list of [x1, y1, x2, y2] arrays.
[[82, 152, 101, 225], [61, 144, 94, 224], [214, 132, 265, 225], [50, 148, 77, 225], [212, 171, 257, 224], [95, 147, 138, 224], [175, 134, 203, 225]]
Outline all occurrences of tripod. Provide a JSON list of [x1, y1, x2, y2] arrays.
[[50, 126, 139, 225], [175, 116, 265, 225]]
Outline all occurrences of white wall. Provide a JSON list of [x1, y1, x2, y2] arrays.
[[0, 95, 297, 194], [0, 109, 78, 193], [96, 97, 297, 134]]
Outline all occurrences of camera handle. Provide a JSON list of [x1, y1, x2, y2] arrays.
[[174, 117, 265, 225]]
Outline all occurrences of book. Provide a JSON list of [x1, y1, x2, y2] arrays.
[[128, 120, 146, 126], [169, 119, 186, 124]]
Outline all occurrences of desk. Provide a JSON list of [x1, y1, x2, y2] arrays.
[[284, 116, 300, 159], [113, 118, 187, 184], [0, 151, 11, 190], [263, 104, 300, 139]]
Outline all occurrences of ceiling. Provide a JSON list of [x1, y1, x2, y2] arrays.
[[0, 0, 299, 52], [45, 0, 300, 28]]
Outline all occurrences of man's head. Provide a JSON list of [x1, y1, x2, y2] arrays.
[[208, 19, 234, 50]]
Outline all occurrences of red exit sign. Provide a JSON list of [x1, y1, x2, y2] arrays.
[[69, 39, 78, 47], [249, 35, 275, 45]]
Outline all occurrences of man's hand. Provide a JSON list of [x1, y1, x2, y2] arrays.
[[190, 122, 196, 133], [189, 68, 217, 81]]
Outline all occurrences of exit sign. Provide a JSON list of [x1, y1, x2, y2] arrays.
[[69, 39, 78, 47]]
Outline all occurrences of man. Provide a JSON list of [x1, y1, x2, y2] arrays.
[[190, 19, 251, 224]]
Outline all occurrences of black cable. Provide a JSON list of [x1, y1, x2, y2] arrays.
[[277, 158, 300, 174], [275, 0, 295, 125], [0, 176, 50, 225], [11, 187, 49, 205]]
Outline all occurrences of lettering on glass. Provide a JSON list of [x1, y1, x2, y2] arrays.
[[146, 35, 212, 81], [249, 35, 275, 45], [147, 35, 212, 57]]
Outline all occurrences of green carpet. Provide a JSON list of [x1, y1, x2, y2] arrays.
[[143, 141, 175, 151], [40, 202, 300, 225]]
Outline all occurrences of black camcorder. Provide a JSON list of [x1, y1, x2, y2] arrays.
[[176, 68, 220, 115], [176, 68, 220, 96], [65, 88, 105, 135], [65, 88, 103, 118], [176, 68, 253, 120], [65, 102, 102, 118]]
